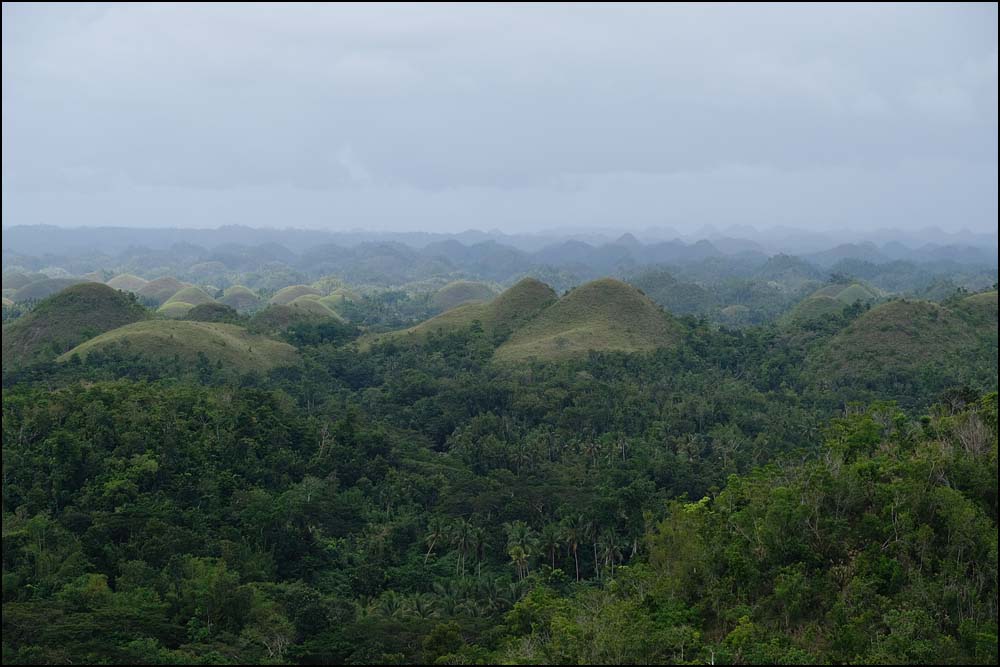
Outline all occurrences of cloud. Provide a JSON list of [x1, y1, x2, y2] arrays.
[[2, 3, 997, 233]]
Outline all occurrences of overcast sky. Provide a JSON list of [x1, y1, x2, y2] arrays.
[[2, 3, 997, 234]]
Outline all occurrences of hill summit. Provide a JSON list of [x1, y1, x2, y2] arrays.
[[493, 278, 681, 362]]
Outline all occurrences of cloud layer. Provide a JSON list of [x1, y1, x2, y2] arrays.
[[3, 3, 997, 233]]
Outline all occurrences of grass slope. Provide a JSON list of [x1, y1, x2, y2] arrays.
[[2, 283, 149, 369], [807, 295, 997, 394], [138, 277, 189, 305], [270, 285, 322, 305], [11, 278, 90, 302], [494, 278, 681, 362], [218, 285, 261, 312], [164, 286, 216, 307], [157, 302, 196, 319], [106, 274, 149, 293], [430, 281, 497, 312], [390, 277, 557, 343], [59, 321, 297, 373]]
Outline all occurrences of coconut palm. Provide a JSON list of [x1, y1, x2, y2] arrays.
[[560, 514, 587, 581], [538, 523, 563, 570], [424, 515, 448, 564]]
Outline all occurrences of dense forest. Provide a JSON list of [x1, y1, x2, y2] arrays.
[[2, 240, 997, 663]]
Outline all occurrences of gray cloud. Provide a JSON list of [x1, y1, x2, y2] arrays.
[[3, 3, 997, 233]]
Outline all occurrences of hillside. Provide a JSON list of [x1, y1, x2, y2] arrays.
[[249, 301, 342, 334], [58, 320, 297, 373], [493, 278, 682, 362], [807, 295, 997, 398], [11, 277, 90, 302], [270, 284, 322, 305], [218, 285, 261, 311], [105, 273, 149, 293], [163, 286, 216, 307], [137, 277, 189, 305], [157, 302, 196, 319], [784, 282, 880, 325], [391, 277, 557, 342], [430, 280, 497, 312], [2, 283, 149, 369]]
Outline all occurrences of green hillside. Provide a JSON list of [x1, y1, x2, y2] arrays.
[[494, 278, 681, 362], [807, 296, 997, 397], [784, 294, 848, 324], [157, 302, 195, 319], [249, 302, 339, 334], [59, 320, 297, 373], [137, 277, 189, 305], [164, 286, 216, 307], [2, 283, 148, 369], [2, 271, 48, 290], [430, 281, 497, 312], [106, 273, 149, 293], [288, 295, 344, 321], [218, 285, 261, 312], [184, 303, 242, 324], [270, 284, 322, 305], [11, 277, 90, 302], [390, 277, 556, 343]]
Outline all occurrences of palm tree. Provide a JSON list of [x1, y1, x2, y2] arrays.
[[599, 531, 624, 579], [470, 526, 488, 578], [508, 544, 529, 581], [538, 523, 563, 570], [560, 515, 587, 581], [424, 516, 448, 564], [449, 518, 474, 576]]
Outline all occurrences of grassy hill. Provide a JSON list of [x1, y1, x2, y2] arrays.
[[249, 302, 340, 334], [493, 278, 682, 362], [137, 277, 189, 305], [806, 294, 997, 399], [106, 274, 149, 293], [270, 285, 322, 305], [218, 285, 261, 311], [11, 277, 90, 302], [157, 302, 195, 319], [389, 277, 557, 343], [59, 321, 297, 373], [287, 296, 344, 320], [784, 282, 881, 325], [430, 281, 497, 312], [2, 283, 149, 369], [163, 286, 216, 307], [184, 302, 243, 324], [2, 271, 49, 290]]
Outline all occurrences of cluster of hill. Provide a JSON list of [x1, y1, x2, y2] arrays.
[[4, 225, 995, 298], [379, 277, 682, 362]]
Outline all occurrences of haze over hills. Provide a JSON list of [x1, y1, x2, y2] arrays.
[[3, 4, 997, 664]]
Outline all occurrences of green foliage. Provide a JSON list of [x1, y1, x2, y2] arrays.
[[2, 270, 996, 664]]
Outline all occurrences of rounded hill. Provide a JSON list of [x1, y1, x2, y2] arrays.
[[11, 277, 90, 302], [138, 277, 189, 305], [106, 274, 149, 293], [2, 283, 149, 369], [218, 285, 261, 311], [270, 285, 322, 305], [493, 278, 681, 362], [58, 320, 298, 373], [430, 281, 497, 312]]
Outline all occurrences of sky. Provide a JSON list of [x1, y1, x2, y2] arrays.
[[2, 3, 998, 235]]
